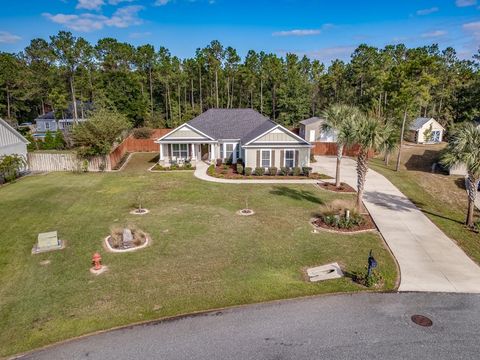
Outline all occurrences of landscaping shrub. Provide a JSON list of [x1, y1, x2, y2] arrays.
[[236, 164, 244, 174], [236, 158, 244, 166], [292, 167, 301, 176], [302, 167, 313, 177], [216, 158, 223, 166], [207, 164, 215, 175], [280, 167, 290, 176], [244, 167, 252, 176], [268, 167, 277, 176], [254, 167, 265, 176], [0, 154, 26, 183], [132, 127, 153, 139], [320, 200, 364, 229], [225, 158, 233, 165], [310, 153, 317, 163]]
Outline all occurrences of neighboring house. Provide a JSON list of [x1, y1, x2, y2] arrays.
[[406, 117, 445, 144], [34, 102, 91, 139], [299, 117, 337, 142], [155, 109, 312, 169], [0, 117, 29, 159]]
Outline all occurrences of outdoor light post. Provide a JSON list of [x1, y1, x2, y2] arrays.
[[367, 250, 377, 278]]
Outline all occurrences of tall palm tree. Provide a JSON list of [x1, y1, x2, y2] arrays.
[[321, 104, 359, 188], [351, 113, 394, 211], [441, 123, 480, 228]]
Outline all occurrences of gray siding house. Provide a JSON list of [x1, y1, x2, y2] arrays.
[[155, 109, 312, 169], [299, 117, 337, 142], [34, 102, 91, 138], [0, 118, 29, 159]]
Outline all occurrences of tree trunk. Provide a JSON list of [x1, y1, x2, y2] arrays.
[[6, 86, 11, 119], [466, 173, 477, 227], [199, 67, 203, 111], [226, 77, 230, 109], [272, 84, 276, 121], [335, 143, 344, 188], [70, 73, 78, 124], [41, 98, 45, 115], [395, 108, 407, 171], [260, 78, 263, 114], [384, 152, 390, 166], [230, 77, 235, 108], [215, 70, 219, 108], [149, 66, 154, 116], [190, 78, 194, 110], [177, 83, 181, 123], [356, 150, 368, 212]]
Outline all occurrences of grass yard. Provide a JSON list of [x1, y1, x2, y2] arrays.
[[0, 153, 397, 357], [371, 143, 480, 265]]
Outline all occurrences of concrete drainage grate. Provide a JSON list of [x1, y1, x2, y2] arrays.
[[411, 314, 433, 327]]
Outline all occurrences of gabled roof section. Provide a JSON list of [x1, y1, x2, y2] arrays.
[[300, 117, 325, 126], [188, 108, 275, 141], [0, 118, 29, 145], [155, 123, 214, 142], [244, 124, 311, 146], [409, 117, 445, 131]]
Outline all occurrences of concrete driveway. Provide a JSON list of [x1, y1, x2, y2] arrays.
[[313, 156, 480, 293]]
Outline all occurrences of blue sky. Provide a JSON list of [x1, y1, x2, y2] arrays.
[[0, 0, 479, 63]]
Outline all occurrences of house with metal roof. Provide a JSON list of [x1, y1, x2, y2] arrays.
[[405, 117, 445, 144], [299, 117, 337, 142], [155, 109, 312, 169], [0, 118, 29, 159]]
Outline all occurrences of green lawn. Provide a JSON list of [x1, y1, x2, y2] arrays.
[[0, 153, 397, 357], [370, 158, 480, 265]]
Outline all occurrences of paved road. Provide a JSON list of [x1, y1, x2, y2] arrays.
[[20, 293, 480, 360], [313, 156, 480, 293]]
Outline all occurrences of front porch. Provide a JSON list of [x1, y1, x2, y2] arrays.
[[158, 142, 218, 167]]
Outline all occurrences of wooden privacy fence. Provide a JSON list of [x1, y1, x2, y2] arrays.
[[312, 142, 373, 157], [28, 152, 109, 172]]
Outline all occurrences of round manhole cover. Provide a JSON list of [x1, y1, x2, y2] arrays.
[[411, 314, 433, 327]]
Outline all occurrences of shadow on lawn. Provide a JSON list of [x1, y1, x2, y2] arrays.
[[270, 186, 323, 204]]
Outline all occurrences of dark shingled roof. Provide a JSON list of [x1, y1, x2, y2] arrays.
[[187, 109, 277, 143], [300, 117, 325, 126]]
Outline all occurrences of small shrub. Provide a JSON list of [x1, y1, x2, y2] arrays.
[[310, 153, 316, 163], [207, 164, 215, 176], [302, 167, 313, 177], [236, 164, 244, 174], [216, 158, 223, 166], [184, 162, 193, 169], [132, 127, 153, 139], [236, 158, 244, 166], [225, 158, 233, 165], [268, 167, 277, 176], [280, 167, 290, 176], [254, 167, 265, 176], [170, 164, 178, 170], [292, 167, 301, 176], [321, 209, 363, 229], [81, 160, 89, 173], [244, 167, 252, 176]]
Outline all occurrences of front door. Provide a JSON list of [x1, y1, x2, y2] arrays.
[[201, 144, 209, 160]]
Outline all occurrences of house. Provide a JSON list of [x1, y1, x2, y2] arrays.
[[34, 102, 90, 139], [0, 117, 29, 159], [406, 117, 445, 144], [299, 117, 337, 142], [155, 109, 312, 169]]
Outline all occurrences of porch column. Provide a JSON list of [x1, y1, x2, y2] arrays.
[[210, 144, 216, 161], [191, 143, 196, 160], [159, 143, 164, 161]]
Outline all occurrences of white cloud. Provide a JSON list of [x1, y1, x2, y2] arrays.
[[281, 46, 355, 63], [416, 7, 439, 15], [76, 0, 105, 11], [0, 31, 21, 44], [154, 0, 171, 6], [456, 0, 477, 7], [129, 31, 152, 39], [421, 30, 447, 38], [108, 0, 137, 4], [43, 5, 144, 32], [272, 29, 321, 37], [463, 21, 480, 40]]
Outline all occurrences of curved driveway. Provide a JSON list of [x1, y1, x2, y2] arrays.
[[313, 156, 480, 293], [22, 293, 480, 360]]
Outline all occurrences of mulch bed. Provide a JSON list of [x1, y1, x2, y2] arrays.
[[316, 181, 356, 193], [312, 213, 376, 233], [212, 165, 332, 180]]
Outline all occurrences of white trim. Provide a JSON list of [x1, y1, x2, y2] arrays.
[[243, 144, 312, 148], [0, 118, 30, 145], [155, 123, 214, 143], [244, 124, 311, 146]]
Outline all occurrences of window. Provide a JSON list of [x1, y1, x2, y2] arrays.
[[261, 150, 271, 168], [285, 150, 295, 167], [45, 122, 50, 130], [225, 144, 234, 161], [172, 144, 188, 158]]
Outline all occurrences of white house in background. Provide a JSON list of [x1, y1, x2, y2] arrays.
[[299, 117, 337, 142], [0, 118, 29, 159], [406, 117, 445, 144]]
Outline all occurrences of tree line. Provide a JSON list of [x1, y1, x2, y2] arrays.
[[0, 31, 479, 130]]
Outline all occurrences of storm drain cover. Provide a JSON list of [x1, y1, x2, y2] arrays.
[[411, 314, 433, 327]]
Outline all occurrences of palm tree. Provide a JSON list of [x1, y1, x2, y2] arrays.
[[351, 113, 394, 211], [321, 104, 359, 188], [441, 123, 480, 228]]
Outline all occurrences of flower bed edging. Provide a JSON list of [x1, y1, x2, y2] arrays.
[[104, 235, 151, 253], [309, 218, 377, 235]]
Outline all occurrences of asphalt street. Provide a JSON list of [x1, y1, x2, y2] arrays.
[[20, 292, 480, 360]]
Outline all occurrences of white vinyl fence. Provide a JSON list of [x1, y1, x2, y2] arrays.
[[28, 152, 111, 172]]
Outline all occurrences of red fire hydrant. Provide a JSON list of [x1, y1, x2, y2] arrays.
[[92, 252, 102, 271]]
